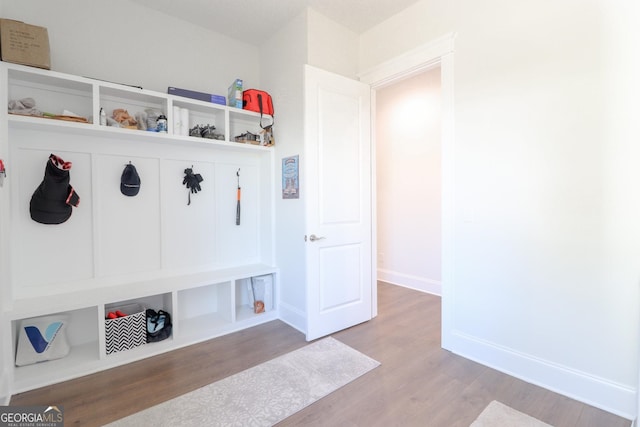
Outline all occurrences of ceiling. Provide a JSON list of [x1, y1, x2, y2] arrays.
[[130, 0, 422, 45]]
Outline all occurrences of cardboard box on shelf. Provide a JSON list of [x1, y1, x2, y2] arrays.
[[0, 19, 50, 69]]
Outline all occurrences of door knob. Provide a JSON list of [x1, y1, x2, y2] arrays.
[[309, 234, 325, 242]]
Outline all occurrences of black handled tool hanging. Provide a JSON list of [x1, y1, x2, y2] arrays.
[[236, 169, 241, 225]]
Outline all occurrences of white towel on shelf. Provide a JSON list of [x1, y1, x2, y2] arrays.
[[180, 108, 190, 136], [172, 106, 182, 135]]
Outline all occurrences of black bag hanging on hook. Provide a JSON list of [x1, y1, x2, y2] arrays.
[[30, 153, 80, 224]]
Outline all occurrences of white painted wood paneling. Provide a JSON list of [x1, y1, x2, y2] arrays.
[[94, 155, 161, 277]]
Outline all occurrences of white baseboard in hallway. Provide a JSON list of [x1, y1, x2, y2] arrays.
[[377, 269, 442, 295]]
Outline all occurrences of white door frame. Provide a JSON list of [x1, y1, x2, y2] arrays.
[[358, 33, 456, 349]]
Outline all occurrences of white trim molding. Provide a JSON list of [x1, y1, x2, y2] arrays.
[[276, 303, 306, 335], [358, 32, 456, 88], [377, 270, 441, 296], [449, 330, 636, 420], [358, 33, 456, 352]]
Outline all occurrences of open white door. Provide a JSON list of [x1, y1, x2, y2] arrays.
[[304, 65, 372, 341]]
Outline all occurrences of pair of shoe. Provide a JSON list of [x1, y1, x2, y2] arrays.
[[106, 310, 127, 320]]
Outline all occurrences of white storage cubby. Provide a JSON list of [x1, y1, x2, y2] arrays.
[[11, 307, 100, 392], [99, 84, 168, 131], [106, 294, 173, 320], [229, 108, 271, 143], [171, 97, 226, 139], [235, 274, 275, 322], [0, 62, 278, 394], [7, 68, 93, 120], [177, 282, 233, 342]]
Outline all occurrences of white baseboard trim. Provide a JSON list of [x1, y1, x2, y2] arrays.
[[377, 269, 442, 296], [277, 303, 306, 336], [448, 329, 636, 420]]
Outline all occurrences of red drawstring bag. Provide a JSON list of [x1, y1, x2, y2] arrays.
[[242, 89, 274, 129]]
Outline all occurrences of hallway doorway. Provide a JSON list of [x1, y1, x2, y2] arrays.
[[375, 66, 442, 295], [359, 33, 455, 346]]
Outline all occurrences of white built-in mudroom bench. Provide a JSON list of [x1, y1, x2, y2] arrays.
[[0, 62, 278, 394]]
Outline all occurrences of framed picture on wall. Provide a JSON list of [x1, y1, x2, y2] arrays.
[[282, 155, 299, 199]]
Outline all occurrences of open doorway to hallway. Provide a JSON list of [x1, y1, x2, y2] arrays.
[[375, 65, 442, 296]]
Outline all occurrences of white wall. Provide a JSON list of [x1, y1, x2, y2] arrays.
[[376, 67, 442, 294], [1, 0, 260, 94], [263, 9, 361, 333], [602, 0, 640, 419], [261, 11, 309, 332], [307, 9, 359, 80], [361, 0, 639, 418]]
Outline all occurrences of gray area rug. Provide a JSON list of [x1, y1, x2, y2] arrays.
[[471, 401, 553, 427], [106, 337, 380, 426]]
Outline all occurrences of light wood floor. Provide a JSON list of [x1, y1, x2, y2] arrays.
[[10, 282, 631, 427]]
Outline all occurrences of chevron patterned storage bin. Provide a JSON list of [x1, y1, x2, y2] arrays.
[[105, 303, 146, 355]]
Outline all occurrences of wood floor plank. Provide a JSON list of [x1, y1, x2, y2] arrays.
[[9, 282, 631, 427], [577, 405, 632, 427]]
